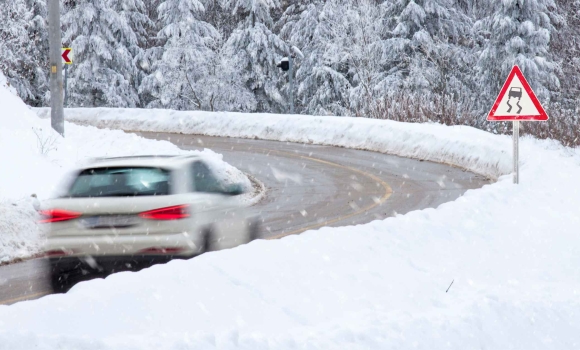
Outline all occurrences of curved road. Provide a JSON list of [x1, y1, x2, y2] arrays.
[[0, 133, 488, 305]]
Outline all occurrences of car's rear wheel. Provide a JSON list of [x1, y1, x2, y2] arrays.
[[48, 258, 94, 293], [50, 270, 73, 293], [201, 227, 215, 253]]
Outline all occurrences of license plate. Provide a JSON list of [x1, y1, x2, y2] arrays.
[[80, 215, 138, 229]]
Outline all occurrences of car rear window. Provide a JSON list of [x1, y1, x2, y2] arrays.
[[67, 167, 171, 198]]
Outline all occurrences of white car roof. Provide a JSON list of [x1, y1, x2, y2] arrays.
[[79, 155, 200, 170]]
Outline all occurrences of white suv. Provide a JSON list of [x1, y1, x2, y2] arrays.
[[41, 155, 257, 291]]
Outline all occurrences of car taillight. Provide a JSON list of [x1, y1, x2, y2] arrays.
[[138, 205, 190, 220], [138, 247, 184, 254], [44, 249, 76, 257], [39, 209, 82, 223]]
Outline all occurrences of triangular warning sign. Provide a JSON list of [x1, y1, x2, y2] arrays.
[[487, 65, 548, 121]]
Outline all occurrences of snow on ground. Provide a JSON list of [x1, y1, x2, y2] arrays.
[[0, 78, 250, 264], [6, 107, 576, 349], [36, 107, 511, 179]]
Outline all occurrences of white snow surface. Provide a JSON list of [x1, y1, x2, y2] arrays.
[[36, 107, 511, 179], [0, 80, 250, 264], [8, 108, 578, 349]]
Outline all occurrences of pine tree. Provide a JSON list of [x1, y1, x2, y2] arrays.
[[382, 0, 473, 93], [475, 0, 560, 107], [62, 0, 143, 107], [133, 0, 163, 107], [221, 0, 288, 112], [24, 0, 50, 106], [139, 0, 223, 110], [544, 0, 574, 108], [113, 0, 152, 106], [0, 0, 47, 104], [186, 44, 257, 111], [277, 0, 351, 115]]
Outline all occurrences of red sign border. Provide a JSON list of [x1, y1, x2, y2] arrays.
[[487, 65, 548, 121]]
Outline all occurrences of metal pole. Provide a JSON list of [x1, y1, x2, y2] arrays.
[[289, 54, 294, 114], [513, 121, 519, 184], [64, 64, 68, 107], [48, 0, 64, 136]]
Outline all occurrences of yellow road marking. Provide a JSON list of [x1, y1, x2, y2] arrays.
[[260, 149, 393, 240], [0, 291, 51, 306]]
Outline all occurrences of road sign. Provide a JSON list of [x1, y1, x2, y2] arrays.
[[61, 48, 72, 64], [487, 65, 548, 121], [487, 65, 549, 185]]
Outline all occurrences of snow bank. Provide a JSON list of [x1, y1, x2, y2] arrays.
[[36, 107, 511, 179], [8, 107, 578, 349], [0, 78, 251, 264], [0, 73, 63, 263]]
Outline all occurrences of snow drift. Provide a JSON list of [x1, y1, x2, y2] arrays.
[[10, 107, 579, 349], [36, 107, 511, 180]]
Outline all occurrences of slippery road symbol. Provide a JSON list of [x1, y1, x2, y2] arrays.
[[506, 87, 523, 114], [487, 65, 549, 121]]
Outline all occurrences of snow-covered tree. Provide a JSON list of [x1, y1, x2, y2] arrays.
[[24, 0, 49, 106], [63, 0, 145, 107], [139, 0, 223, 110], [184, 45, 257, 111], [0, 0, 49, 105], [202, 0, 238, 39], [326, 0, 395, 115], [114, 0, 153, 104], [381, 0, 474, 93], [276, 1, 349, 115], [475, 0, 560, 107], [0, 1, 29, 95], [542, 0, 573, 107], [222, 0, 288, 112]]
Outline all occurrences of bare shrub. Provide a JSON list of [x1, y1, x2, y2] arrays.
[[522, 106, 580, 147], [32, 127, 58, 155], [367, 92, 479, 126], [367, 94, 580, 148]]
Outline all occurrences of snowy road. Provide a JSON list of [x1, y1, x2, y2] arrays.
[[0, 133, 487, 305]]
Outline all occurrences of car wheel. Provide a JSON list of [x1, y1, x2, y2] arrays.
[[248, 218, 261, 241], [50, 271, 71, 293], [201, 227, 215, 253]]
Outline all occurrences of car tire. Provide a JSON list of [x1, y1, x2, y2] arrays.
[[201, 227, 215, 253], [50, 271, 71, 293], [248, 218, 261, 241]]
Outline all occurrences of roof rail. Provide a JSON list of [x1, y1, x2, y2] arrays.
[[89, 155, 179, 162]]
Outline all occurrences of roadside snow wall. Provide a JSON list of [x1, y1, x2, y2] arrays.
[[35, 107, 512, 180]]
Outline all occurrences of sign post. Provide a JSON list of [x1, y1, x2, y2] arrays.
[[48, 0, 64, 136], [513, 120, 519, 184], [487, 65, 548, 184], [289, 54, 294, 114], [61, 48, 73, 107]]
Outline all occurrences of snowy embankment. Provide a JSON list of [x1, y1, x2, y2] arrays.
[[36, 107, 511, 180], [9, 108, 579, 348], [0, 79, 251, 264]]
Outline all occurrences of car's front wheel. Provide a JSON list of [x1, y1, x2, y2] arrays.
[[248, 218, 261, 241]]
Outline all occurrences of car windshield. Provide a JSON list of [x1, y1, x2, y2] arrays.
[[67, 167, 171, 198]]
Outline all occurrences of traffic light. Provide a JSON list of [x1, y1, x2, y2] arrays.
[[277, 58, 289, 71]]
